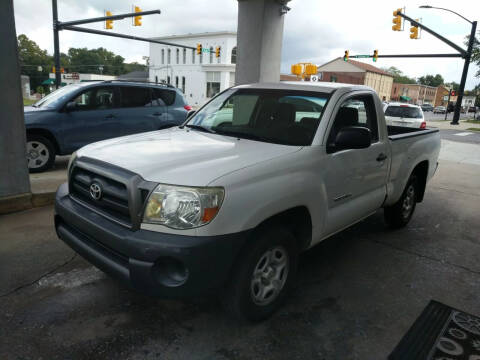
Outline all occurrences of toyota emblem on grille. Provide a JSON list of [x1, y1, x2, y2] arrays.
[[89, 182, 102, 200]]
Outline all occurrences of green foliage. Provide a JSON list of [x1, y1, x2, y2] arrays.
[[18, 34, 54, 90], [67, 47, 126, 75], [382, 66, 416, 84], [36, 86, 44, 94], [445, 81, 460, 91], [417, 74, 444, 87], [465, 30, 480, 77]]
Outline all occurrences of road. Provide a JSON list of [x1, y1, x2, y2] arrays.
[[1, 139, 480, 360], [424, 111, 477, 121]]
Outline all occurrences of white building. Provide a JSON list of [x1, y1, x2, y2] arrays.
[[149, 31, 237, 106], [48, 72, 117, 85]]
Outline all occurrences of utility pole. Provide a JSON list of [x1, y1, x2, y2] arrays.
[[52, 0, 61, 89]]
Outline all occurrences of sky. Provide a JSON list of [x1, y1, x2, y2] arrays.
[[13, 0, 480, 90]]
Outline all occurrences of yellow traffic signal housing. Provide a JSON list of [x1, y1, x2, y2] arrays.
[[215, 46, 221, 58], [105, 11, 113, 30], [373, 49, 378, 62], [392, 8, 402, 31], [305, 64, 317, 76], [196, 44, 202, 55], [410, 20, 419, 39], [134, 6, 142, 26], [52, 66, 55, 73], [291, 64, 302, 76], [343, 50, 349, 62]]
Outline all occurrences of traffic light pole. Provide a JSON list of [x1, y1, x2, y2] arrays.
[[452, 21, 477, 125], [52, 0, 61, 89]]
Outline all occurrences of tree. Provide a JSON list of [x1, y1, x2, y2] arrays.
[[445, 81, 460, 91], [382, 66, 416, 84], [17, 34, 53, 90], [465, 30, 480, 77], [417, 74, 444, 87], [68, 47, 126, 75]]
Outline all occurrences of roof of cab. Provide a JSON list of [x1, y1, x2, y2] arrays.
[[234, 81, 374, 94]]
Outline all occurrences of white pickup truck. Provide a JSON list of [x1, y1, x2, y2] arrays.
[[55, 82, 440, 321]]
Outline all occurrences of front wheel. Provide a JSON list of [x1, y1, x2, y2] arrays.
[[222, 226, 298, 322], [384, 175, 418, 229], [26, 134, 55, 173]]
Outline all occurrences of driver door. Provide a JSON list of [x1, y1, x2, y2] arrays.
[[322, 94, 389, 236]]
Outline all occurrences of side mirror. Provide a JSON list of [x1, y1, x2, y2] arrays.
[[334, 126, 371, 151], [65, 101, 77, 112]]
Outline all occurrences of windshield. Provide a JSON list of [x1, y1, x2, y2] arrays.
[[186, 88, 329, 146], [33, 84, 80, 109], [385, 106, 423, 119]]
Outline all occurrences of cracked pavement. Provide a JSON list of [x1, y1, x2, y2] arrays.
[[1, 140, 480, 359]]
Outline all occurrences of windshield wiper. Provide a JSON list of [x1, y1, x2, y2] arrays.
[[183, 124, 216, 134], [212, 128, 273, 143]]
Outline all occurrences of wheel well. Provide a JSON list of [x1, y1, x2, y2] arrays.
[[254, 206, 312, 251], [412, 160, 429, 202], [26, 129, 60, 155]]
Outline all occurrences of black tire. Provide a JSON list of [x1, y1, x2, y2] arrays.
[[26, 134, 55, 173], [222, 225, 298, 322], [384, 175, 418, 229]]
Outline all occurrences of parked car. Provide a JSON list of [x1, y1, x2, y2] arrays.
[[421, 103, 434, 112], [433, 106, 447, 114], [24, 81, 191, 172], [383, 102, 426, 128], [468, 106, 478, 113], [55, 82, 440, 321], [447, 103, 454, 113]]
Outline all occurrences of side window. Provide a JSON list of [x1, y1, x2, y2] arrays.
[[328, 96, 379, 148], [119, 87, 152, 108], [71, 87, 114, 111], [152, 89, 176, 107], [72, 89, 94, 110]]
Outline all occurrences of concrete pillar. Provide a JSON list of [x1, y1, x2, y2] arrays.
[[0, 0, 31, 199], [235, 0, 290, 85]]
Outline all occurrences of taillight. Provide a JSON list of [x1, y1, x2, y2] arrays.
[[420, 121, 426, 129], [184, 105, 192, 111]]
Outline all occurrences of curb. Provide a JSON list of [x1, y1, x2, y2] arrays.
[[0, 191, 56, 215]]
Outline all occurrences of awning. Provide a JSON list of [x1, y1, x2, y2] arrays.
[[400, 95, 411, 101], [41, 78, 55, 85]]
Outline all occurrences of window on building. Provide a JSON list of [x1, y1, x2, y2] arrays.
[[209, 47, 214, 64], [183, 49, 186, 64], [167, 49, 171, 64], [175, 76, 179, 89], [176, 49, 180, 64], [167, 76, 171, 85], [182, 76, 186, 94], [231, 46, 237, 64], [192, 49, 195, 64], [119, 87, 152, 108], [155, 75, 158, 84], [200, 51, 203, 64], [161, 49, 165, 64], [206, 71, 221, 98]]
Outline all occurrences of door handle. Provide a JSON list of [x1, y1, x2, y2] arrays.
[[376, 153, 388, 162], [105, 114, 115, 119]]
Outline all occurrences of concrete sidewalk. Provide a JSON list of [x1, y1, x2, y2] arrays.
[[427, 119, 480, 131]]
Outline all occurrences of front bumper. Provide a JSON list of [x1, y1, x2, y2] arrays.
[[54, 182, 249, 298]]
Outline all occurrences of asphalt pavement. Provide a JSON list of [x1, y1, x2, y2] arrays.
[[1, 140, 480, 359], [423, 111, 477, 122]]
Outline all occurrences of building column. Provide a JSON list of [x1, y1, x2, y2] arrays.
[[0, 0, 31, 203], [235, 0, 290, 85]]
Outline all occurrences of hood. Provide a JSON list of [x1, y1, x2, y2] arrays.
[[77, 127, 302, 186], [24, 106, 49, 113]]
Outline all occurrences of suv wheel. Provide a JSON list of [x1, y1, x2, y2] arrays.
[[222, 225, 298, 322], [26, 134, 55, 173]]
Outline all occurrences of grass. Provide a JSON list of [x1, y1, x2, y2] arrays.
[[23, 98, 37, 106], [465, 119, 480, 124], [466, 128, 480, 132]]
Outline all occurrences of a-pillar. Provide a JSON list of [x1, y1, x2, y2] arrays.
[[0, 0, 31, 211], [235, 0, 290, 85]]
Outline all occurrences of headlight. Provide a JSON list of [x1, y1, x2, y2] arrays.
[[67, 151, 77, 175], [143, 184, 224, 229]]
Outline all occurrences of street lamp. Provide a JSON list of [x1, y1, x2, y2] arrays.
[[419, 5, 477, 125]]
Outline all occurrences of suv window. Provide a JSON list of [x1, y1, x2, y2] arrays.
[[119, 86, 152, 108], [328, 95, 379, 149], [152, 88, 176, 106], [385, 106, 422, 119], [71, 87, 115, 111]]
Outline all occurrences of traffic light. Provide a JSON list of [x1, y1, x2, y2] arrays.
[[291, 64, 302, 76], [392, 8, 402, 31], [215, 46, 221, 58], [196, 43, 202, 55], [305, 64, 317, 75], [105, 11, 113, 30], [60, 67, 64, 73], [409, 20, 419, 39], [450, 90, 456, 96], [373, 49, 378, 62], [134, 6, 142, 26], [344, 50, 349, 62]]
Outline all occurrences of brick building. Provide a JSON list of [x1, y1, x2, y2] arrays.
[[316, 58, 394, 101], [391, 83, 437, 105]]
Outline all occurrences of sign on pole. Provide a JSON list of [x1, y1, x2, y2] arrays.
[[310, 75, 318, 82]]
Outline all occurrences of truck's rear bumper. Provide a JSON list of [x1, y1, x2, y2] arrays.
[[54, 182, 249, 298]]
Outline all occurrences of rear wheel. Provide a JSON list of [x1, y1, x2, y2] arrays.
[[26, 134, 55, 173], [384, 175, 418, 229], [222, 225, 298, 322]]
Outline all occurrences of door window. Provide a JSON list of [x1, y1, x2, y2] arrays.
[[328, 95, 379, 149], [119, 87, 152, 108], [152, 89, 176, 106], [71, 87, 115, 111]]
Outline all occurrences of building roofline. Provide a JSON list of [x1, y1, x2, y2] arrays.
[[151, 31, 236, 41]]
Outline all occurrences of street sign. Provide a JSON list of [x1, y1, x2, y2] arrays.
[[202, 48, 210, 53], [310, 75, 318, 82], [443, 95, 449, 101], [351, 55, 371, 58]]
